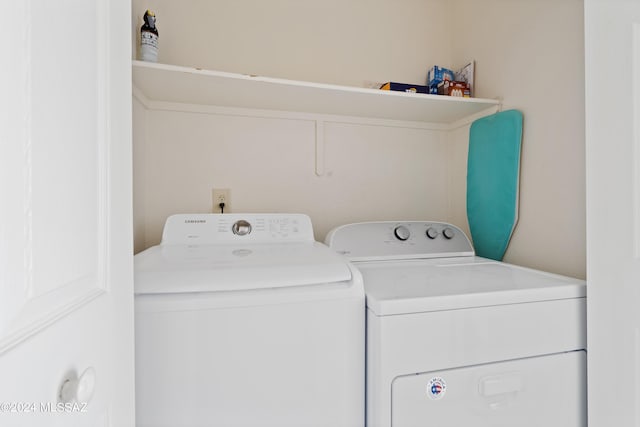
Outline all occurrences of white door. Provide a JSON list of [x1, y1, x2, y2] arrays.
[[0, 1, 134, 426], [585, 0, 640, 425]]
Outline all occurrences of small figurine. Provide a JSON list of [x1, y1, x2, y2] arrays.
[[140, 10, 159, 62]]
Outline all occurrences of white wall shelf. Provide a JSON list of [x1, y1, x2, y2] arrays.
[[132, 60, 500, 124]]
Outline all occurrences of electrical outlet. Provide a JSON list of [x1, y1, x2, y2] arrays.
[[212, 188, 230, 213]]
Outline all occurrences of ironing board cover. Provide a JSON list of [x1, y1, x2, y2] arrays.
[[467, 109, 523, 260]]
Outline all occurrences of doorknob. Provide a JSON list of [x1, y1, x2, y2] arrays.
[[59, 367, 96, 404]]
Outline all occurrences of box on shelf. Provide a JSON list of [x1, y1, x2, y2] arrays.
[[427, 65, 455, 94], [380, 82, 429, 94], [455, 61, 475, 97], [437, 80, 471, 97]]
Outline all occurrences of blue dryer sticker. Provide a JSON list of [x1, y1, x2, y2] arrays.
[[427, 377, 447, 400]]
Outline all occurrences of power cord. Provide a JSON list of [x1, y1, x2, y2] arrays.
[[219, 202, 225, 214]]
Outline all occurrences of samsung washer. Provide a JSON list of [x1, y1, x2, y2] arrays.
[[326, 221, 586, 427], [135, 214, 364, 427]]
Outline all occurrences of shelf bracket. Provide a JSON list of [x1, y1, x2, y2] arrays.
[[315, 120, 325, 176]]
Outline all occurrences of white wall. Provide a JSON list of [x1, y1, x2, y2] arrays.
[[133, 99, 451, 249], [132, 0, 456, 251], [132, 0, 586, 280], [449, 0, 586, 278], [132, 0, 453, 88]]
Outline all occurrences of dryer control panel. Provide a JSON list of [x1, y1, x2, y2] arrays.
[[161, 213, 314, 245], [325, 221, 475, 261]]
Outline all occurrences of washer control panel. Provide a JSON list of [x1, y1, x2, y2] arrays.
[[325, 221, 474, 261], [161, 214, 314, 245]]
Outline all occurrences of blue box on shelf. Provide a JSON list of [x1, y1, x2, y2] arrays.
[[427, 65, 455, 94]]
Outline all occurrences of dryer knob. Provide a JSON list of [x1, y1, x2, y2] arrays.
[[394, 225, 411, 241], [232, 220, 252, 236], [442, 227, 455, 239], [426, 227, 438, 239]]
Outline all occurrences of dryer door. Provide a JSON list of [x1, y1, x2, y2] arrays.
[[392, 351, 586, 427]]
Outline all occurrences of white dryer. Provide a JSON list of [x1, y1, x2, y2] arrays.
[[326, 221, 586, 427], [135, 214, 364, 427]]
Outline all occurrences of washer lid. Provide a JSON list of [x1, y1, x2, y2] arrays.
[[135, 241, 353, 295], [358, 257, 586, 316]]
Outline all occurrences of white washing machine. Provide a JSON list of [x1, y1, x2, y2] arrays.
[[135, 213, 364, 427], [326, 221, 586, 427]]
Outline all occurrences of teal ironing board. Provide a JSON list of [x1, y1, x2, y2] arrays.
[[467, 109, 523, 261]]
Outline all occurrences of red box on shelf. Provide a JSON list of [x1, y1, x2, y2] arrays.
[[437, 81, 471, 97]]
